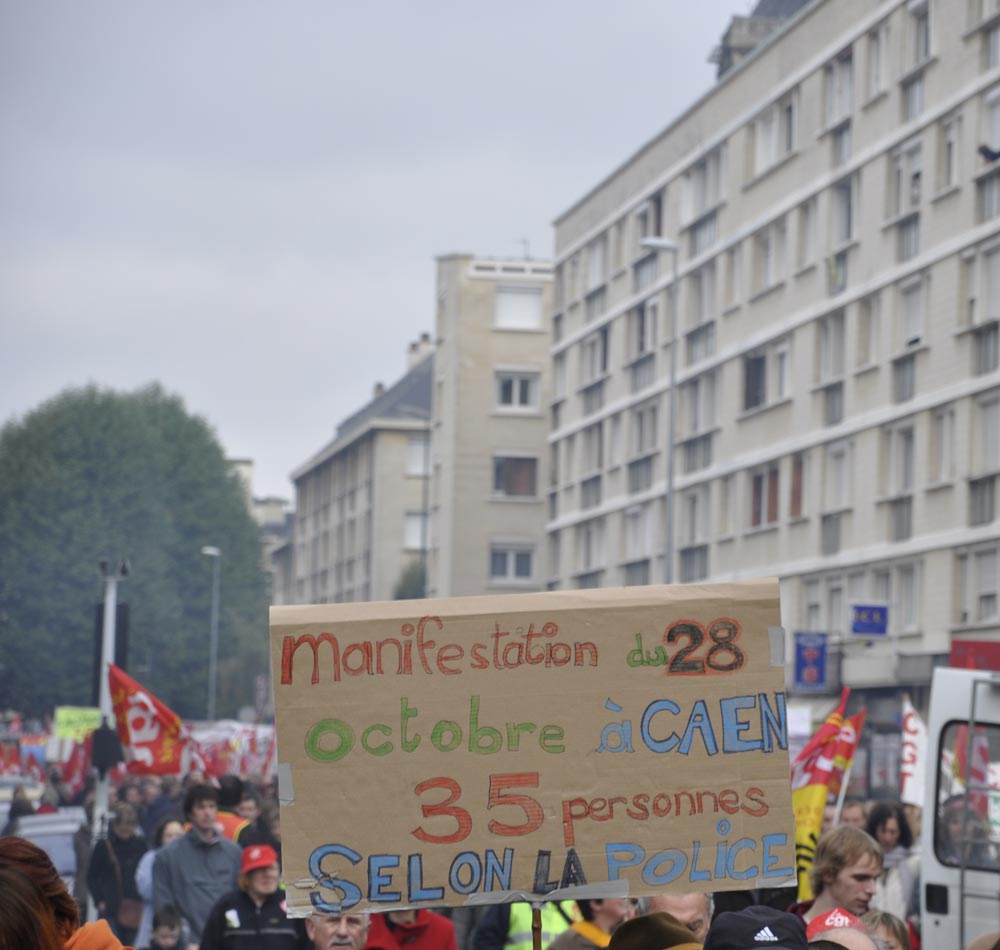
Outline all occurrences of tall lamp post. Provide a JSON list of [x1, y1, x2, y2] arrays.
[[640, 237, 680, 584], [201, 546, 222, 721]]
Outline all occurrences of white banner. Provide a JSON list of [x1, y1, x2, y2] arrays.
[[900, 695, 926, 807]]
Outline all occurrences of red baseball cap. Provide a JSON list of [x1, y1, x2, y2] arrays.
[[241, 844, 278, 875], [805, 907, 864, 940]]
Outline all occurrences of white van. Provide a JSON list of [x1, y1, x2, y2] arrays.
[[920, 667, 1000, 949]]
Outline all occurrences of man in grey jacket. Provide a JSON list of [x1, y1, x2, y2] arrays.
[[153, 783, 241, 946]]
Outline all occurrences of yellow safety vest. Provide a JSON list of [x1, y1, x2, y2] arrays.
[[504, 901, 577, 950]]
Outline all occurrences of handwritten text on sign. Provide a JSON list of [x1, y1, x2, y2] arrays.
[[270, 580, 795, 914]]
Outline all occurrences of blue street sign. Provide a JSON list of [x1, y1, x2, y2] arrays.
[[851, 603, 888, 636], [794, 631, 828, 690]]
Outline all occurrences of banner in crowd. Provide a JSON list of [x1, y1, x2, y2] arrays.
[[900, 695, 926, 807], [790, 687, 849, 901], [190, 720, 276, 779], [271, 579, 796, 915], [826, 710, 866, 800], [53, 706, 102, 743], [109, 664, 207, 775]]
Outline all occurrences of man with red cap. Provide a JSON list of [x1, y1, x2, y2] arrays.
[[200, 844, 305, 950]]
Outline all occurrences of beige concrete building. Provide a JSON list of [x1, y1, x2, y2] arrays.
[[548, 0, 999, 774], [285, 340, 433, 604], [428, 254, 554, 596]]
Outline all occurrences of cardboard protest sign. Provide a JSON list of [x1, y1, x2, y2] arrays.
[[54, 706, 102, 742], [270, 579, 795, 916]]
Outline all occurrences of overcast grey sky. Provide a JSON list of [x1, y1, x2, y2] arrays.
[[1, 1, 745, 500]]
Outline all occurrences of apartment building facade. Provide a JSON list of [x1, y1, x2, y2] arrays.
[[283, 343, 433, 605], [547, 0, 1000, 772], [428, 254, 554, 596]]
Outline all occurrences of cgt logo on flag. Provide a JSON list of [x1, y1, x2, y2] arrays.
[[108, 664, 205, 775]]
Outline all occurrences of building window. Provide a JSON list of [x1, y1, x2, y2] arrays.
[[959, 547, 999, 622], [581, 423, 604, 475], [831, 177, 855, 247], [688, 262, 717, 329], [898, 278, 925, 347], [682, 147, 724, 222], [888, 142, 922, 219], [623, 560, 651, 586], [632, 400, 659, 456], [743, 339, 790, 411], [825, 441, 851, 512], [980, 170, 1000, 221], [750, 464, 780, 528], [686, 323, 716, 366], [404, 512, 428, 550], [790, 452, 806, 518], [885, 423, 916, 498], [633, 253, 658, 293], [586, 235, 608, 291], [930, 406, 956, 483], [867, 22, 887, 99], [634, 192, 663, 249], [718, 473, 736, 535], [797, 199, 817, 271], [751, 217, 787, 294], [987, 22, 1000, 68], [975, 323, 1000, 374], [724, 245, 742, 308], [622, 504, 653, 560], [817, 310, 846, 383], [490, 544, 534, 582], [580, 327, 609, 384], [681, 485, 710, 546], [937, 115, 960, 192], [584, 287, 607, 323], [496, 371, 540, 410], [679, 545, 709, 583], [893, 354, 916, 402], [750, 90, 797, 176], [576, 518, 606, 573], [902, 75, 924, 122], [492, 456, 538, 497], [405, 434, 429, 476], [824, 48, 854, 127], [908, 0, 931, 67], [495, 286, 543, 330], [683, 371, 717, 437], [856, 294, 880, 367], [628, 299, 659, 359]]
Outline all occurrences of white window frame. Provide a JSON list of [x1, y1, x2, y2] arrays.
[[495, 370, 540, 412], [494, 285, 544, 330], [489, 542, 535, 583], [405, 433, 430, 476], [404, 511, 428, 550]]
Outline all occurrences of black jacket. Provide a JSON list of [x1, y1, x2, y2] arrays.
[[86, 831, 148, 916], [200, 887, 308, 950]]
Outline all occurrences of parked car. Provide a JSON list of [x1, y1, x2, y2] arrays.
[[14, 807, 87, 893]]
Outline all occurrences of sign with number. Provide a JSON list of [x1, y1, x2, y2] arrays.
[[793, 633, 828, 691], [270, 579, 795, 915]]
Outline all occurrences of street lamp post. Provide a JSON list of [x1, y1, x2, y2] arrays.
[[201, 546, 222, 721], [640, 237, 680, 584]]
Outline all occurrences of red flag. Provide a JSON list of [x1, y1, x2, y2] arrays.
[[60, 740, 90, 796], [954, 724, 991, 815], [827, 710, 866, 798], [108, 664, 206, 775]]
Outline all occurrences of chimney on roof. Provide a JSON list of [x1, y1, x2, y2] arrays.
[[373, 381, 385, 399], [406, 332, 435, 368]]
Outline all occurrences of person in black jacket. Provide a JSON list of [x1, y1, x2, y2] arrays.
[[200, 843, 307, 950], [86, 801, 148, 944]]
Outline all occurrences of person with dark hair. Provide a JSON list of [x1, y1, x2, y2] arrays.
[[864, 802, 918, 924], [215, 774, 248, 841], [87, 801, 148, 944], [135, 816, 187, 948], [0, 865, 65, 950], [153, 783, 241, 942], [138, 905, 184, 950], [237, 798, 282, 865], [0, 792, 36, 835]]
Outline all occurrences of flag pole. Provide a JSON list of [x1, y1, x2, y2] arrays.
[[833, 757, 854, 825]]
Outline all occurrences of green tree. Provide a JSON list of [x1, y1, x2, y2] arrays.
[[0, 385, 269, 719], [393, 560, 426, 600]]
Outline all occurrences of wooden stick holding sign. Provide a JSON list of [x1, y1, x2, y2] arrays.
[[270, 579, 795, 918]]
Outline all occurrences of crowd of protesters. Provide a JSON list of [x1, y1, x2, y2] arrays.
[[2, 769, 998, 950]]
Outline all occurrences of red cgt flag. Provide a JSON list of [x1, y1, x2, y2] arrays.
[[827, 710, 867, 798], [108, 664, 206, 775]]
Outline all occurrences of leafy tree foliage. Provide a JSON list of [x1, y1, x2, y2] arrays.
[[393, 560, 426, 600], [0, 385, 269, 719]]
